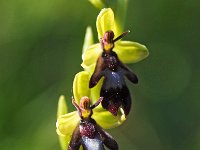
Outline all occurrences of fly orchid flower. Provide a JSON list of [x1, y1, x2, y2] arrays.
[[89, 30, 139, 116], [68, 96, 118, 150], [82, 8, 148, 116], [81, 8, 149, 70]]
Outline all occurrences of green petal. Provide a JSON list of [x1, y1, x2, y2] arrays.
[[73, 71, 91, 104], [114, 41, 149, 63], [93, 108, 126, 129], [56, 111, 80, 136], [96, 8, 115, 39], [81, 43, 102, 69], [82, 26, 94, 54]]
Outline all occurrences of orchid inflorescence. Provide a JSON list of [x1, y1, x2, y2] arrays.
[[56, 2, 148, 150]]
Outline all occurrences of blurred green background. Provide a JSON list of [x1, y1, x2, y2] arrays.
[[0, 0, 199, 150]]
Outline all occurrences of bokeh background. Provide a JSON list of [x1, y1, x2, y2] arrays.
[[0, 0, 199, 150]]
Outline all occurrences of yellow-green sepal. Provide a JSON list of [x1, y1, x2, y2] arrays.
[[93, 107, 126, 129], [114, 41, 149, 63], [57, 96, 69, 150], [82, 26, 94, 54], [57, 95, 68, 118], [56, 111, 80, 136], [88, 0, 105, 9], [73, 70, 103, 105], [96, 8, 121, 39], [73, 71, 91, 104], [81, 43, 102, 70]]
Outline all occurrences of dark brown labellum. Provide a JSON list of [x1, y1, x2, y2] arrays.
[[68, 97, 119, 150], [89, 30, 138, 116]]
